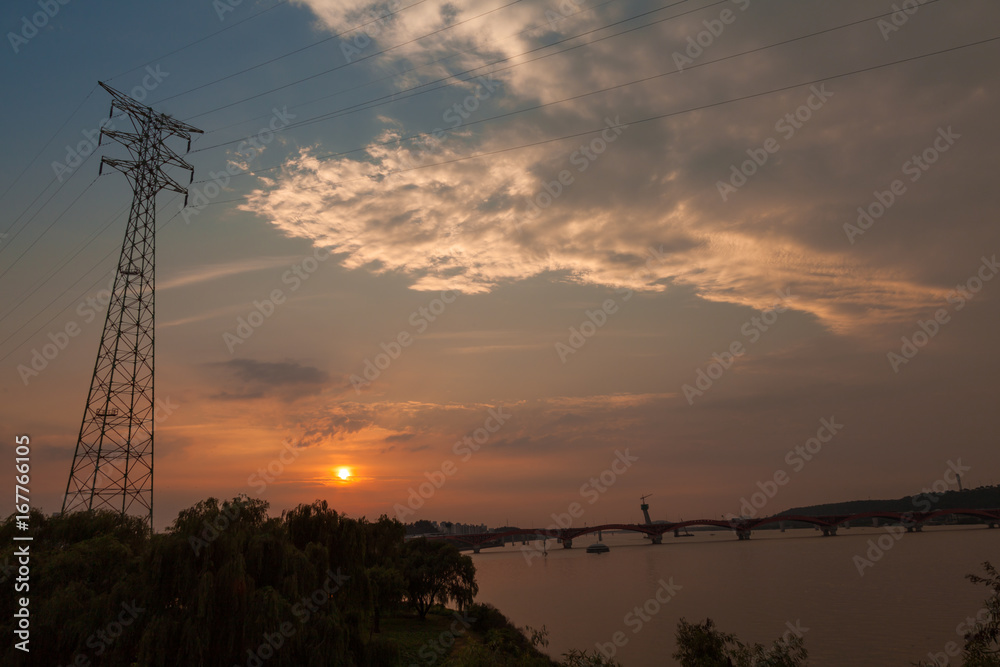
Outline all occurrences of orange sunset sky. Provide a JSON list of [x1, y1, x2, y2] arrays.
[[1, 0, 998, 531]]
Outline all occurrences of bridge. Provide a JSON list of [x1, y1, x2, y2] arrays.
[[427, 508, 1000, 552]]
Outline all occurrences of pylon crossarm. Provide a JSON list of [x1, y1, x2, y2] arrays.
[[99, 81, 204, 138], [155, 169, 189, 197], [100, 129, 144, 153], [99, 157, 138, 179], [159, 150, 195, 173]]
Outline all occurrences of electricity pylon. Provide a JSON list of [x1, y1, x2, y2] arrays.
[[62, 82, 201, 528]]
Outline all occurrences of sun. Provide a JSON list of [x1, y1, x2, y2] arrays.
[[335, 467, 352, 481]]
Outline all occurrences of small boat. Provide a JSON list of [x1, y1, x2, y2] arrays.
[[587, 533, 610, 553]]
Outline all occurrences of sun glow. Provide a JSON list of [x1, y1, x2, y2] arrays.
[[336, 467, 351, 481]]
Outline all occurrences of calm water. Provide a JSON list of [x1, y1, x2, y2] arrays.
[[471, 525, 998, 666]]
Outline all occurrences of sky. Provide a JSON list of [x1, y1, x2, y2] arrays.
[[0, 0, 998, 532]]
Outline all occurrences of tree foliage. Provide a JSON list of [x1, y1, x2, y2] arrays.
[[673, 617, 807, 667], [0, 498, 411, 666], [959, 561, 1000, 667], [401, 538, 478, 619]]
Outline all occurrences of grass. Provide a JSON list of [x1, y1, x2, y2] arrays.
[[380, 608, 469, 665], [377, 604, 559, 667]]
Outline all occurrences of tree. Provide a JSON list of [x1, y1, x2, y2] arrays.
[[401, 538, 478, 619], [406, 519, 439, 535], [960, 561, 1000, 666], [673, 617, 807, 667], [562, 648, 623, 666], [674, 618, 736, 667], [366, 564, 405, 634]]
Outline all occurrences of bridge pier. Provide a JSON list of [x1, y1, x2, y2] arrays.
[[562, 538, 573, 549], [906, 524, 923, 533], [821, 526, 838, 537], [651, 534, 663, 544], [473, 545, 481, 554], [735, 528, 752, 541], [987, 521, 997, 529]]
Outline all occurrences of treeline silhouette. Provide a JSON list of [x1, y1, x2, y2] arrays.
[[781, 485, 1000, 517], [0, 496, 487, 666]]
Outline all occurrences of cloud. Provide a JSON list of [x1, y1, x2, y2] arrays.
[[159, 256, 297, 290], [243, 1, 1000, 337], [208, 359, 330, 400]]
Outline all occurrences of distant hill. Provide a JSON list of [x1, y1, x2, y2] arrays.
[[779, 485, 1000, 517]]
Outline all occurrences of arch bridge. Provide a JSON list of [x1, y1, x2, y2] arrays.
[[426, 508, 1000, 552]]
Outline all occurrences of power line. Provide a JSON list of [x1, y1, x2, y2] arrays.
[[190, 0, 711, 153], [0, 174, 102, 283], [187, 0, 533, 120], [203, 34, 999, 207], [0, 206, 128, 326], [1, 1, 289, 231], [151, 0, 433, 106], [0, 85, 97, 205], [0, 0, 666, 321], [106, 0, 291, 82], [191, 0, 627, 137], [0, 145, 98, 258], [0, 201, 183, 367], [190, 0, 942, 178], [2, 4, 980, 359]]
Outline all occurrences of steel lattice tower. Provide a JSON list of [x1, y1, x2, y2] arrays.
[[62, 82, 201, 527]]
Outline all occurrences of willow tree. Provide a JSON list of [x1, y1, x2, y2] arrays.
[[402, 539, 478, 620]]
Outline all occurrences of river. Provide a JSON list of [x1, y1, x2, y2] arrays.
[[471, 525, 997, 665]]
